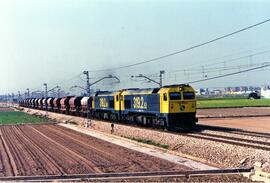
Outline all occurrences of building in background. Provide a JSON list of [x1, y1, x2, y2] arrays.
[[261, 85, 270, 99]]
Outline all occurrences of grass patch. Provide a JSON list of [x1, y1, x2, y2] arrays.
[[0, 111, 46, 125], [124, 136, 169, 149], [197, 98, 270, 108], [67, 120, 78, 125]]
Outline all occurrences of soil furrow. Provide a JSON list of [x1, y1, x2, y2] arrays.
[[28, 126, 103, 173], [39, 125, 142, 168], [0, 131, 14, 176], [13, 125, 64, 175], [1, 126, 27, 176], [34, 124, 182, 172]]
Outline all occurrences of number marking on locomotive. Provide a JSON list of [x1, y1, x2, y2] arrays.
[[99, 98, 108, 108], [133, 96, 147, 109]]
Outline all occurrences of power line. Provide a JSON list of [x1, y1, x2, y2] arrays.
[[170, 49, 270, 73], [89, 18, 270, 72], [188, 63, 270, 84], [27, 73, 82, 95]]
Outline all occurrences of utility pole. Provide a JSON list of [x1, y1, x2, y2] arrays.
[[26, 88, 30, 98], [18, 91, 21, 103], [83, 71, 91, 96], [131, 70, 164, 87], [57, 86, 61, 98], [47, 85, 60, 98], [83, 71, 91, 127], [44, 83, 48, 98], [159, 70, 165, 87], [43, 83, 48, 118]]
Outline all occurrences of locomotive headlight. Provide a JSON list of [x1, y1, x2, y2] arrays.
[[180, 105, 185, 111]]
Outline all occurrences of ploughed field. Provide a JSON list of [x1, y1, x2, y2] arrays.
[[0, 124, 188, 177]]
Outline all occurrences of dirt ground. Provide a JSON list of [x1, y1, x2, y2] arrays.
[[0, 124, 189, 177], [199, 117, 270, 133], [197, 107, 270, 118]]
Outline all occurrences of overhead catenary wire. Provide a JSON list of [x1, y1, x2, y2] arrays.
[[169, 49, 270, 73], [188, 63, 270, 84], [89, 18, 270, 72], [27, 73, 83, 97]]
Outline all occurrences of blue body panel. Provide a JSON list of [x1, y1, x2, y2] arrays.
[[94, 95, 115, 112], [122, 94, 160, 115]]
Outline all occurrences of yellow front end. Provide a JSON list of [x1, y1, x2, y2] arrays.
[[159, 85, 196, 114], [158, 85, 197, 128]]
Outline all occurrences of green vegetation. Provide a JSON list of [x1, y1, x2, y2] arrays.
[[124, 136, 169, 149], [197, 98, 270, 108], [67, 120, 78, 125], [0, 111, 45, 125]]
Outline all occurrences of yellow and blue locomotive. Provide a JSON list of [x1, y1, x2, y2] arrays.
[[92, 84, 197, 129]]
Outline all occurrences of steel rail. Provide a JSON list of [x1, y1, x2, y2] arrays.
[[198, 114, 270, 119], [0, 168, 252, 181], [197, 124, 270, 138], [183, 133, 270, 151]]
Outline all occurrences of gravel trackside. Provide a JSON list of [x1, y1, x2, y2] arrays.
[[87, 120, 270, 168]]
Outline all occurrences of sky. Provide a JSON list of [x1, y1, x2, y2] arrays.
[[1, 0, 270, 94]]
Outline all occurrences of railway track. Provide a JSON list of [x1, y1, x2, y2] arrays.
[[167, 125, 270, 151], [181, 133, 270, 151], [109, 121, 270, 151], [0, 168, 252, 181], [196, 124, 270, 138], [198, 114, 270, 119]]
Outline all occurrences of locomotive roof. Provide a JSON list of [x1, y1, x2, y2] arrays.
[[122, 88, 160, 95], [95, 91, 119, 96], [162, 84, 190, 88]]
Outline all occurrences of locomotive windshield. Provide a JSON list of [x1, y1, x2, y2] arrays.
[[183, 92, 195, 99], [169, 92, 181, 100]]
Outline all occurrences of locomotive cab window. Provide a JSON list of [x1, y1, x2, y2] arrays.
[[163, 93, 167, 101], [116, 95, 119, 101], [183, 92, 195, 99], [169, 92, 181, 100]]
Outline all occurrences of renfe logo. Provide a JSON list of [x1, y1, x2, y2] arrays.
[[133, 96, 147, 109]]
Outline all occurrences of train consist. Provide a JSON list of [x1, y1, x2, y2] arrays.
[[19, 84, 198, 129]]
